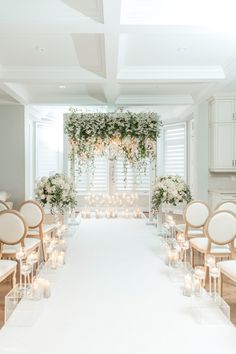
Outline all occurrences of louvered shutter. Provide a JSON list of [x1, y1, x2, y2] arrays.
[[35, 122, 62, 178], [163, 124, 186, 179], [76, 156, 108, 194], [113, 157, 150, 193]]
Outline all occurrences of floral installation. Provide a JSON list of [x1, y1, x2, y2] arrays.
[[35, 173, 77, 214], [152, 175, 192, 212], [64, 107, 162, 181]]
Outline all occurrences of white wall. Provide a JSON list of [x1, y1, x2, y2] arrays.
[[0, 105, 29, 208], [194, 102, 209, 201]]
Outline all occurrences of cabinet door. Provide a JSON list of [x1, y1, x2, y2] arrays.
[[211, 123, 235, 170], [212, 100, 235, 123]]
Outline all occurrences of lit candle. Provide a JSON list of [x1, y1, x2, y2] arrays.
[[183, 273, 192, 297], [194, 277, 201, 296], [43, 280, 51, 298], [57, 251, 65, 267]]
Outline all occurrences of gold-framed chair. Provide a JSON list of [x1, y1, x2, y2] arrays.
[[0, 201, 9, 212], [0, 210, 40, 260], [217, 260, 236, 297], [190, 210, 236, 268], [215, 201, 236, 214], [176, 200, 210, 239], [19, 200, 57, 261]]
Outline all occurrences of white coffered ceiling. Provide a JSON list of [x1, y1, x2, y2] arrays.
[[0, 0, 236, 119]]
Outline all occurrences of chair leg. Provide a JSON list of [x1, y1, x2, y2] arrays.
[[11, 269, 16, 289], [190, 247, 195, 268], [220, 274, 223, 297], [39, 230, 46, 262]]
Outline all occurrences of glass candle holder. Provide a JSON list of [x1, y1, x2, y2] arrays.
[[209, 266, 220, 300], [183, 273, 192, 297]]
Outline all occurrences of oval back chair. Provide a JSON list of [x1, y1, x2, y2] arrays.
[[190, 210, 236, 267], [19, 200, 56, 261], [19, 200, 44, 229], [205, 210, 236, 249], [0, 201, 9, 212], [182, 200, 210, 239], [215, 201, 236, 215], [0, 210, 27, 248]]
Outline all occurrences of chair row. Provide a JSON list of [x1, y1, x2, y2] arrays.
[[176, 200, 236, 297], [0, 200, 57, 294]]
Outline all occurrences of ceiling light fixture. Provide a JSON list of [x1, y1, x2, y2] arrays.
[[35, 46, 45, 53], [177, 47, 188, 52], [59, 85, 66, 89]]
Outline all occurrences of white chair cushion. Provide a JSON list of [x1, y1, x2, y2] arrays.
[[0, 260, 17, 282], [2, 238, 40, 255], [176, 224, 204, 237], [190, 237, 230, 254], [217, 260, 236, 282], [27, 224, 57, 236]]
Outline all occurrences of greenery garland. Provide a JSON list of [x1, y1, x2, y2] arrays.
[[64, 108, 162, 180]]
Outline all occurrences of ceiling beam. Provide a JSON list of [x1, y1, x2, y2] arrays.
[[102, 0, 122, 104]]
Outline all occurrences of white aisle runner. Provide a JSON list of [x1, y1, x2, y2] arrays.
[[0, 219, 236, 354]]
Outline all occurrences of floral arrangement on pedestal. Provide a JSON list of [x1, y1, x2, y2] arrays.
[[64, 108, 162, 178], [35, 173, 77, 214], [151, 175, 192, 212]]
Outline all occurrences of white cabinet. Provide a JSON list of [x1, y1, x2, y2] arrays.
[[209, 98, 236, 171], [209, 190, 236, 209], [210, 100, 235, 123]]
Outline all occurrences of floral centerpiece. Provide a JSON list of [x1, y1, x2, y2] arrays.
[[152, 175, 192, 212], [35, 173, 77, 214], [64, 108, 162, 179]]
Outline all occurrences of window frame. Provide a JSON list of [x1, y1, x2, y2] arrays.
[[161, 122, 188, 182]]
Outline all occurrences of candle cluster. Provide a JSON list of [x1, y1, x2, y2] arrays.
[[15, 221, 68, 301], [81, 193, 143, 219], [161, 213, 223, 301]]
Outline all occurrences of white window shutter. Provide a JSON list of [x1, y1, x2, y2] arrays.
[[35, 122, 62, 178], [163, 124, 186, 179]]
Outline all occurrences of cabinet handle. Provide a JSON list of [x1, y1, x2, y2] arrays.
[[233, 160, 235, 167], [233, 113, 236, 120]]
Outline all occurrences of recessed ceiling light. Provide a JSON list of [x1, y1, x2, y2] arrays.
[[59, 85, 66, 89], [177, 47, 188, 52], [35, 46, 45, 53]]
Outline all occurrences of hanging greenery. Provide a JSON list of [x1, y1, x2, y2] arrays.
[[64, 107, 162, 178]]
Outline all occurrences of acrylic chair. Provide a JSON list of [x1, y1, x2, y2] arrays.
[[19, 200, 57, 261], [190, 210, 236, 268], [0, 210, 40, 260], [176, 200, 210, 239]]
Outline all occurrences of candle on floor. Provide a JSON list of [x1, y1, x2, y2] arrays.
[[194, 277, 201, 296], [58, 251, 65, 266], [183, 273, 192, 297]]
